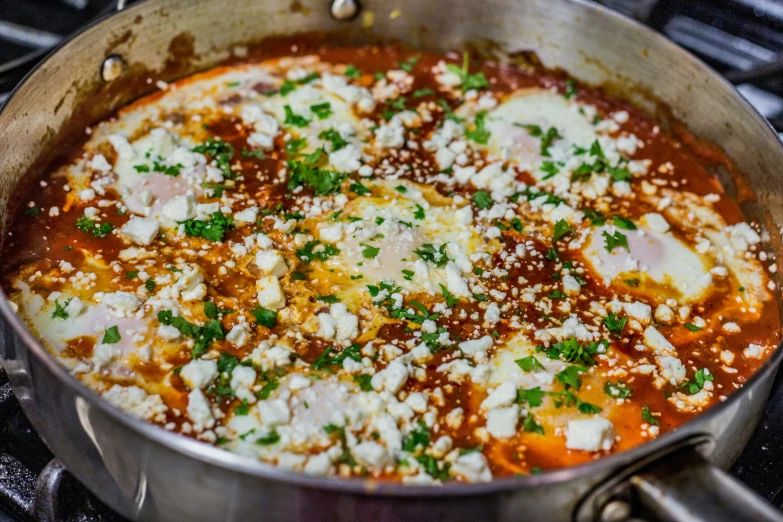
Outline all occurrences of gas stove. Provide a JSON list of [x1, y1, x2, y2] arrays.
[[1, 0, 783, 520]]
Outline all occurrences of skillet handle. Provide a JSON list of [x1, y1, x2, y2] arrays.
[[577, 442, 783, 522], [628, 448, 783, 522]]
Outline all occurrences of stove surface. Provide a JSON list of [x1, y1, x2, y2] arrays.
[[1, 0, 783, 520]]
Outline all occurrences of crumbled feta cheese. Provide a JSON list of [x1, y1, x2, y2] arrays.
[[162, 194, 197, 222], [121, 217, 159, 246], [564, 418, 615, 452], [180, 359, 218, 389], [256, 276, 286, 310]]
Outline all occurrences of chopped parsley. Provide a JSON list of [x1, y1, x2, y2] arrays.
[[472, 190, 493, 209], [51, 299, 70, 320], [75, 216, 114, 238], [344, 65, 361, 79], [684, 323, 703, 332], [604, 380, 633, 399], [145, 279, 156, 292], [641, 405, 659, 426], [564, 79, 577, 99], [517, 386, 544, 407], [284, 138, 307, 156], [255, 430, 280, 445], [612, 215, 636, 230], [193, 137, 235, 178], [24, 207, 41, 217], [553, 219, 574, 242], [296, 240, 340, 264], [316, 294, 340, 304], [682, 368, 714, 395], [556, 365, 587, 390], [251, 306, 278, 328], [414, 243, 450, 267], [515, 124, 562, 156], [125, 270, 139, 279], [402, 420, 431, 453], [157, 310, 225, 358], [516, 356, 545, 372], [318, 129, 349, 151], [286, 148, 347, 195], [256, 378, 279, 400], [182, 212, 234, 242], [602, 230, 629, 252], [413, 88, 435, 98], [439, 284, 461, 307], [310, 102, 332, 119], [360, 243, 380, 259], [398, 55, 421, 72], [312, 344, 362, 372], [537, 338, 604, 366], [283, 105, 310, 127], [445, 52, 489, 91], [466, 110, 490, 144], [603, 313, 627, 334], [350, 182, 371, 196], [102, 325, 121, 344], [353, 374, 373, 391]]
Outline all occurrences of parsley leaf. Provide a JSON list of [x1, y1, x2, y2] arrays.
[[353, 374, 373, 391], [684, 323, 702, 332], [398, 55, 421, 72], [344, 65, 361, 79], [602, 230, 629, 252], [255, 430, 280, 445], [553, 219, 574, 242], [681, 368, 714, 395], [604, 380, 633, 398], [251, 306, 277, 328], [193, 137, 235, 178], [517, 386, 544, 407], [286, 148, 347, 195], [413, 88, 435, 98], [318, 129, 349, 151], [312, 344, 362, 372], [350, 182, 371, 196], [75, 216, 113, 238], [182, 212, 234, 242], [612, 215, 636, 230], [445, 53, 488, 91], [439, 284, 461, 307], [466, 110, 491, 144], [472, 190, 493, 209], [556, 365, 587, 390], [310, 102, 332, 120], [283, 105, 310, 127], [102, 325, 121, 344], [51, 299, 70, 320], [603, 313, 627, 334], [296, 240, 340, 264], [360, 243, 380, 259], [641, 405, 659, 426], [516, 356, 545, 372], [414, 243, 450, 267]]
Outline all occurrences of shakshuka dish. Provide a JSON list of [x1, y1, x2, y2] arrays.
[[1, 44, 779, 485]]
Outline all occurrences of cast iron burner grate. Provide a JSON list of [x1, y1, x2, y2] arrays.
[[1, 0, 783, 520]]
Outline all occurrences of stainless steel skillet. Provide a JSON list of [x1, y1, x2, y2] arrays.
[[1, 0, 782, 520]]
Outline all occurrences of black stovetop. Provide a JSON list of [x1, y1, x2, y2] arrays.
[[1, 0, 783, 520]]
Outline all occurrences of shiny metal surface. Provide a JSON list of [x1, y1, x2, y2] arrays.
[[0, 0, 782, 520], [630, 449, 783, 522]]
